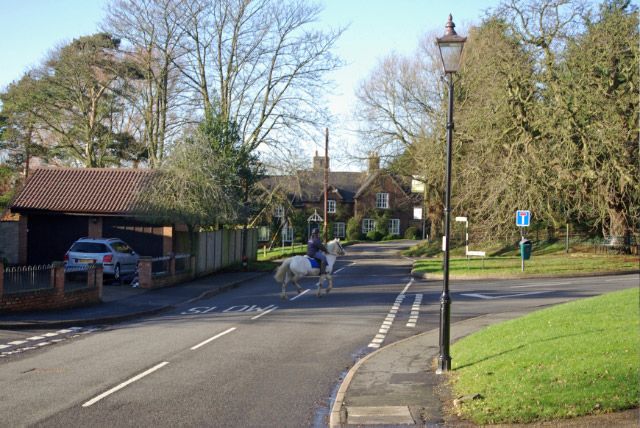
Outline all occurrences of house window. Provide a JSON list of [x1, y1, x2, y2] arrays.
[[362, 218, 376, 233], [376, 193, 389, 209], [333, 222, 345, 238], [388, 219, 400, 236], [282, 226, 294, 242], [258, 226, 270, 242], [274, 205, 284, 218], [328, 199, 336, 213]]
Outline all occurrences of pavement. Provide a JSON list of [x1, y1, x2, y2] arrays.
[[1, 271, 638, 427], [0, 270, 268, 329]]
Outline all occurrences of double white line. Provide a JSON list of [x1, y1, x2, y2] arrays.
[[368, 279, 413, 349]]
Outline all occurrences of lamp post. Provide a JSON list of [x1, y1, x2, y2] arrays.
[[436, 14, 466, 374]]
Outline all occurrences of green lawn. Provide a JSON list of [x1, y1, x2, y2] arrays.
[[450, 287, 640, 424], [413, 254, 639, 278], [256, 243, 308, 261]]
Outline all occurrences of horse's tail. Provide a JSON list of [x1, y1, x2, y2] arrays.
[[274, 258, 292, 283]]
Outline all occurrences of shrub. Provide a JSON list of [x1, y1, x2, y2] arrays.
[[366, 230, 384, 241], [383, 234, 400, 241], [404, 226, 418, 240], [347, 217, 363, 240]]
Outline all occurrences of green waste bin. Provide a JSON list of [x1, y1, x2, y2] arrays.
[[520, 239, 532, 260]]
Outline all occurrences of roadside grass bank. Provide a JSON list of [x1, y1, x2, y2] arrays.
[[412, 254, 639, 278], [256, 240, 358, 262], [449, 287, 639, 425]]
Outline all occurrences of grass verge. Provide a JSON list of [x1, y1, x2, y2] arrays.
[[413, 254, 639, 278], [450, 287, 640, 424]]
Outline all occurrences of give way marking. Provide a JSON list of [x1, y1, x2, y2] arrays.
[[460, 291, 551, 300]]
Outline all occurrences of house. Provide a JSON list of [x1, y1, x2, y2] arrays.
[[8, 168, 175, 265], [257, 153, 422, 242]]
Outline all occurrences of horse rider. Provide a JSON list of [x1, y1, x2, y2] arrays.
[[307, 228, 328, 275]]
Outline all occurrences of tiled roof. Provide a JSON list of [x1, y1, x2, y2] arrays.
[[261, 171, 367, 203], [10, 168, 155, 215]]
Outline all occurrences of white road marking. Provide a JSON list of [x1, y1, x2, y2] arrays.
[[8, 341, 27, 346], [190, 327, 236, 351], [368, 279, 413, 348], [290, 289, 310, 301], [511, 282, 569, 288], [27, 336, 45, 341], [0, 345, 10, 350], [43, 333, 59, 337], [82, 362, 169, 407], [251, 306, 278, 320], [406, 294, 423, 328], [333, 262, 355, 274], [460, 291, 551, 300]]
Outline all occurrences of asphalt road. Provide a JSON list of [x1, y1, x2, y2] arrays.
[[0, 241, 636, 427]]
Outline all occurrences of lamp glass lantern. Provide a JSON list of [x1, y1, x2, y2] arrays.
[[436, 15, 467, 74]]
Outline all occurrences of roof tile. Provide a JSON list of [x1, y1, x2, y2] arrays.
[[10, 168, 155, 215]]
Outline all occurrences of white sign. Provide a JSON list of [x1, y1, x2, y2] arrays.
[[411, 178, 425, 193], [467, 250, 486, 257], [455, 216, 468, 222], [413, 207, 423, 220]]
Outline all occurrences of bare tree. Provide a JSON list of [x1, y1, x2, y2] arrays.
[[104, 0, 189, 167], [173, 0, 344, 152]]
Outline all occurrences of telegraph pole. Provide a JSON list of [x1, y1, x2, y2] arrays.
[[323, 128, 329, 242]]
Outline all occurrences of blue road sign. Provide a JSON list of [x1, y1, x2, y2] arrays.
[[516, 210, 531, 227]]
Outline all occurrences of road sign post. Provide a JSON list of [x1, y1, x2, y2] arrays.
[[516, 210, 531, 272]]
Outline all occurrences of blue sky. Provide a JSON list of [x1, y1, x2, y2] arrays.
[[0, 0, 500, 169]]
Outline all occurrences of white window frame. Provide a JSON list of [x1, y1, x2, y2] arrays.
[[328, 199, 336, 214], [388, 219, 400, 236], [274, 205, 284, 218], [362, 218, 376, 233], [258, 226, 270, 242], [333, 222, 345, 238], [376, 193, 389, 209], [281, 226, 294, 242]]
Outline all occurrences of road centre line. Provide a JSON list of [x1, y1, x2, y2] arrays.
[[290, 289, 310, 301], [333, 262, 354, 274], [190, 327, 237, 351], [251, 306, 278, 320], [82, 362, 169, 407]]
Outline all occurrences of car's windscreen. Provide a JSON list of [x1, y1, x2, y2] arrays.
[[110, 242, 132, 253], [70, 243, 110, 253]]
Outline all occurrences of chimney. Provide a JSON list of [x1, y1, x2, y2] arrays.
[[368, 152, 380, 173], [313, 150, 329, 171]]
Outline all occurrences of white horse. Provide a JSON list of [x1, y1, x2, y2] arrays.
[[274, 239, 345, 299]]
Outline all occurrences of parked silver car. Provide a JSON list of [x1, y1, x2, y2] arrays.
[[64, 238, 139, 282]]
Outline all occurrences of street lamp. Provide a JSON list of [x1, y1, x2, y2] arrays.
[[436, 14, 466, 374]]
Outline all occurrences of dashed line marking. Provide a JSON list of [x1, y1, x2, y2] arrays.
[[368, 279, 413, 348], [406, 294, 423, 328], [27, 336, 45, 341], [82, 362, 170, 407], [290, 289, 310, 301], [251, 306, 278, 320], [190, 327, 236, 351], [8, 340, 27, 346]]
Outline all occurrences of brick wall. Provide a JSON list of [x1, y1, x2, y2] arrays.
[[0, 263, 102, 313]]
